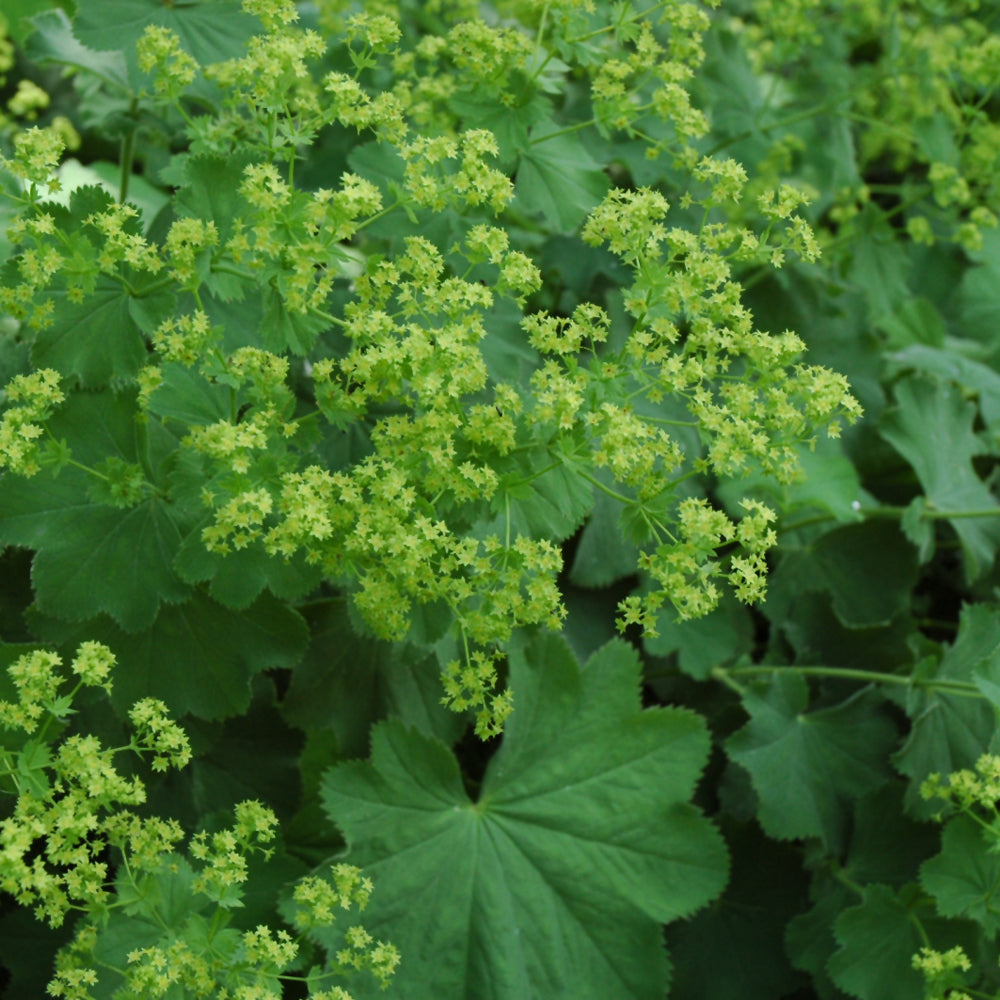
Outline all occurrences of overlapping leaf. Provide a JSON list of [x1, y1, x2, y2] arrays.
[[828, 885, 933, 1000], [320, 634, 728, 1000], [921, 815, 1000, 937], [726, 673, 897, 849], [0, 391, 191, 630], [62, 590, 308, 720], [515, 121, 610, 232], [880, 376, 1000, 579], [894, 603, 1000, 815], [72, 0, 257, 89], [280, 599, 464, 757]]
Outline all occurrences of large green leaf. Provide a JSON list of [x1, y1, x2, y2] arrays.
[[879, 376, 1000, 580], [73, 0, 258, 87], [726, 673, 897, 850], [0, 391, 191, 630], [921, 815, 1000, 936], [828, 886, 932, 1000], [78, 591, 308, 720], [24, 8, 128, 92], [514, 121, 610, 233], [280, 599, 464, 756], [32, 272, 173, 387], [894, 603, 1000, 816], [320, 634, 728, 1000]]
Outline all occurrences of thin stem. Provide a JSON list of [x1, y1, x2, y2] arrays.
[[723, 663, 983, 699], [528, 118, 598, 146], [119, 123, 136, 203], [571, 465, 633, 504], [354, 197, 408, 233]]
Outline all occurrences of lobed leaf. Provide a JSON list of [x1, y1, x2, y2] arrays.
[[320, 634, 728, 1000]]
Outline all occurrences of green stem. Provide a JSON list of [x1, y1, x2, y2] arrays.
[[354, 197, 408, 233], [568, 0, 668, 44], [119, 118, 137, 203], [529, 118, 598, 146], [723, 663, 982, 698], [572, 465, 633, 504], [780, 502, 1000, 536]]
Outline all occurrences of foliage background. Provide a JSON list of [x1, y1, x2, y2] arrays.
[[2, 0, 1000, 998]]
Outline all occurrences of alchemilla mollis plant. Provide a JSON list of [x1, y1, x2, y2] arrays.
[[3, 0, 1000, 997]]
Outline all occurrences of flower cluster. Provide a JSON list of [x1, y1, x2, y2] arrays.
[[0, 643, 188, 928], [189, 800, 278, 904], [128, 698, 193, 772], [912, 946, 973, 1000], [0, 640, 397, 998], [294, 864, 400, 990], [736, 0, 1000, 253], [920, 753, 1000, 815], [0, 368, 64, 476]]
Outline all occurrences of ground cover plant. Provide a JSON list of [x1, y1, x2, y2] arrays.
[[2, 0, 1000, 997]]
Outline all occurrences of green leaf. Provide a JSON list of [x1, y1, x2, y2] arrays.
[[847, 209, 913, 325], [321, 634, 728, 1000], [879, 375, 1000, 580], [449, 88, 552, 165], [921, 815, 1000, 936], [726, 673, 897, 849], [810, 520, 918, 628], [80, 591, 308, 720], [569, 477, 639, 588], [514, 121, 610, 232], [281, 599, 464, 757], [768, 590, 915, 674], [491, 450, 594, 542], [888, 342, 1000, 433], [33, 272, 174, 387], [876, 297, 946, 350], [959, 226, 1000, 344], [785, 881, 855, 1000], [763, 520, 916, 633], [843, 785, 939, 887], [717, 437, 867, 528], [174, 524, 322, 610], [645, 592, 754, 681], [24, 8, 128, 92], [174, 153, 254, 247], [73, 0, 258, 87], [146, 362, 231, 427], [827, 885, 964, 1000], [894, 603, 1000, 816], [149, 682, 305, 832], [0, 391, 192, 630], [260, 282, 330, 355]]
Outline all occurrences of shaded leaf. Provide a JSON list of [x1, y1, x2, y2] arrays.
[[281, 599, 464, 756], [921, 815, 1000, 937], [810, 520, 918, 628], [80, 591, 307, 720], [515, 121, 609, 232], [828, 885, 928, 1000], [25, 8, 128, 91], [0, 391, 191, 630], [320, 634, 728, 1000], [726, 673, 897, 849], [880, 376, 1000, 580], [894, 603, 1000, 816]]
